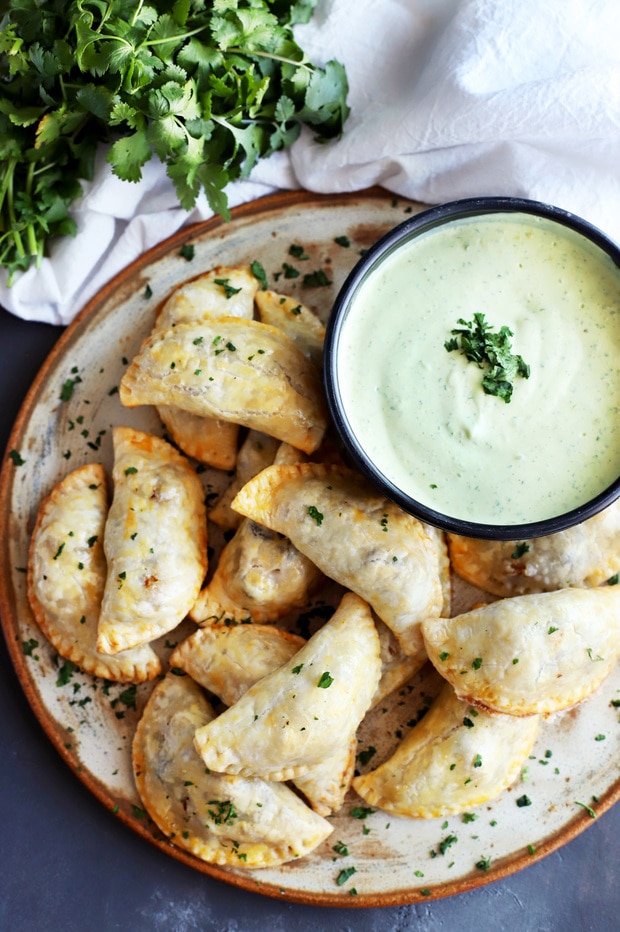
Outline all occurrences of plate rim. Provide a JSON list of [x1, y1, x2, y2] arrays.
[[1, 186, 618, 908]]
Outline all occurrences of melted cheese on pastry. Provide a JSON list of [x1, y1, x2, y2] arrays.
[[132, 673, 333, 867], [448, 500, 620, 597], [231, 462, 442, 654], [27, 463, 161, 682], [193, 592, 382, 781], [422, 587, 620, 715], [119, 317, 327, 454], [97, 428, 207, 654], [353, 683, 540, 818]]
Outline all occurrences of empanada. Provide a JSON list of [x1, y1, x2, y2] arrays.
[[193, 592, 382, 781], [231, 462, 442, 654], [448, 500, 620, 597], [97, 427, 207, 654], [170, 623, 353, 815], [170, 624, 306, 706], [132, 673, 333, 867], [27, 464, 160, 682], [119, 318, 327, 454], [190, 517, 323, 625], [353, 683, 540, 818], [155, 265, 259, 331], [422, 587, 620, 715], [255, 291, 325, 369], [208, 430, 280, 531], [154, 265, 259, 469]]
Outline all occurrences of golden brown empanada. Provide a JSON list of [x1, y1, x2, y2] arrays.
[[170, 624, 306, 705], [190, 517, 323, 625], [208, 430, 280, 530], [353, 683, 540, 818], [422, 587, 620, 715], [154, 265, 259, 469], [27, 464, 161, 682], [155, 265, 259, 331], [132, 673, 333, 867], [119, 318, 327, 454], [97, 427, 207, 654], [170, 623, 353, 815], [448, 500, 620, 598], [255, 291, 325, 369], [231, 462, 442, 655], [193, 592, 382, 781]]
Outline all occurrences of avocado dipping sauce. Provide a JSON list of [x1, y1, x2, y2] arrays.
[[333, 210, 620, 529]]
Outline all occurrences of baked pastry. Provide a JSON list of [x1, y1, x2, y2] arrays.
[[255, 290, 325, 369], [231, 462, 442, 654], [119, 318, 327, 454], [153, 265, 259, 469], [97, 427, 207, 654], [27, 463, 160, 682], [353, 682, 540, 817], [422, 587, 620, 715], [132, 672, 333, 867], [193, 592, 382, 781], [448, 500, 620, 597]]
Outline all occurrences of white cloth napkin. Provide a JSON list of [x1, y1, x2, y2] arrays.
[[2, 0, 619, 325]]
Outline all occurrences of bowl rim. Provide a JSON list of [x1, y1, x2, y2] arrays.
[[323, 195, 620, 540]]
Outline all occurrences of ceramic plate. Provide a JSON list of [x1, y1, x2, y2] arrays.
[[1, 190, 618, 907]]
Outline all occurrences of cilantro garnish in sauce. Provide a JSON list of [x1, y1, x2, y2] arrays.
[[444, 312, 530, 403]]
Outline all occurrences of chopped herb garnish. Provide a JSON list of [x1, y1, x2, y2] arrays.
[[511, 542, 530, 559], [350, 806, 374, 820], [332, 840, 349, 857], [124, 466, 138, 476], [289, 243, 308, 259], [179, 244, 195, 261], [463, 717, 474, 728], [439, 651, 450, 662], [214, 278, 242, 299], [302, 268, 332, 288], [282, 262, 300, 278], [575, 800, 597, 818], [445, 312, 530, 403], [336, 866, 357, 886], [586, 648, 604, 662], [548, 626, 558, 635], [516, 795, 532, 808], [53, 542, 65, 561], [317, 671, 334, 689], [607, 573, 619, 586], [59, 373, 82, 402], [251, 261, 268, 290], [476, 855, 491, 872], [462, 812, 478, 823], [472, 657, 483, 670], [292, 663, 304, 674], [144, 284, 153, 300], [22, 638, 39, 657], [8, 449, 25, 466], [56, 660, 76, 686], [307, 505, 324, 525], [473, 753, 482, 768], [334, 235, 350, 248]]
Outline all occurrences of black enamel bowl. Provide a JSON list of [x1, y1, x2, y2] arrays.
[[324, 197, 620, 540]]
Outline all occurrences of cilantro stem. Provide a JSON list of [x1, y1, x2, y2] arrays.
[[146, 25, 209, 47], [227, 47, 312, 71]]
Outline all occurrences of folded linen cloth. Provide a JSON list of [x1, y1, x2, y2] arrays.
[[2, 0, 619, 325]]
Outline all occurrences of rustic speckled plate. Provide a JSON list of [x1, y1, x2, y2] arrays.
[[1, 190, 618, 908]]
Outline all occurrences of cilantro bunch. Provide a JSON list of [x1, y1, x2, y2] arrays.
[[0, 0, 349, 282]]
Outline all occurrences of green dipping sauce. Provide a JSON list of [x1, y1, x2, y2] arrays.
[[337, 212, 620, 525]]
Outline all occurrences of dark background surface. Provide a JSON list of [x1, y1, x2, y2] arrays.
[[1, 305, 618, 932]]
